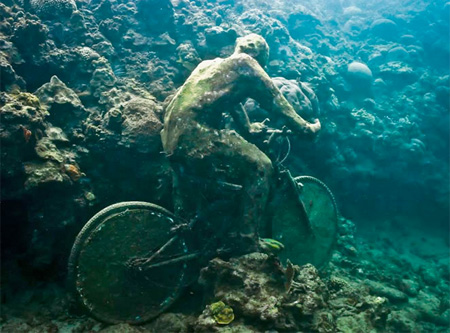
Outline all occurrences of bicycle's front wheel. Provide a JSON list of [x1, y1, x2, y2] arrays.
[[68, 202, 189, 324], [271, 176, 338, 268]]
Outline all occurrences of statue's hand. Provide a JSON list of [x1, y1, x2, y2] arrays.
[[249, 122, 267, 134], [307, 118, 321, 134]]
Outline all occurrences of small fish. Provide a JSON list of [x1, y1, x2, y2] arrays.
[[260, 238, 285, 253], [63, 164, 83, 181], [22, 126, 32, 143]]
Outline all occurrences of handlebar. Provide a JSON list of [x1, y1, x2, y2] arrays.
[[263, 126, 293, 146]]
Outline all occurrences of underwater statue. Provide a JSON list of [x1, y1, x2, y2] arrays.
[[68, 34, 338, 326], [161, 34, 321, 252]]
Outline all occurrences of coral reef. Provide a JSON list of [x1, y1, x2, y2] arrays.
[[0, 0, 448, 331]]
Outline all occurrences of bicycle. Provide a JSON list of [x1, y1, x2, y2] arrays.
[[68, 127, 338, 324]]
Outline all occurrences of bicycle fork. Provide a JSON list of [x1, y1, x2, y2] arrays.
[[283, 169, 314, 237]]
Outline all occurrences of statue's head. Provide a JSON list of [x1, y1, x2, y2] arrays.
[[234, 34, 269, 67]]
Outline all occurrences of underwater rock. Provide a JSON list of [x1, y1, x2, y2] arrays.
[[287, 263, 328, 316], [244, 76, 320, 125], [198, 253, 331, 331], [98, 323, 141, 332], [364, 279, 408, 304], [29, 0, 77, 20], [0, 54, 25, 91], [398, 279, 420, 297], [23, 160, 67, 191], [117, 97, 163, 153], [99, 17, 127, 45], [11, 14, 48, 54], [198, 253, 292, 330], [369, 18, 398, 40], [143, 313, 192, 332], [378, 61, 418, 86], [336, 312, 374, 333], [204, 26, 237, 50], [0, 92, 48, 194], [419, 266, 440, 287], [90, 66, 117, 91], [400, 34, 417, 46], [0, 92, 47, 143], [45, 126, 69, 143], [342, 6, 363, 17], [287, 7, 322, 40], [435, 85, 450, 109], [34, 75, 86, 130], [176, 42, 201, 72], [136, 0, 175, 34], [386, 309, 417, 332], [72, 46, 102, 76], [386, 46, 410, 62], [92, 40, 116, 59], [35, 137, 65, 163], [410, 290, 448, 325]]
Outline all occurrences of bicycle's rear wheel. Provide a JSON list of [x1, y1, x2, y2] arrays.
[[68, 202, 189, 324], [271, 176, 338, 268]]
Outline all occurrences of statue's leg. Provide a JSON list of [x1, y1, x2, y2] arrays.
[[169, 130, 273, 253], [219, 132, 274, 247]]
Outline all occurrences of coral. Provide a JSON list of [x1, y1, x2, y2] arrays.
[[369, 18, 398, 40], [29, 0, 77, 20], [210, 301, 235, 325], [346, 61, 373, 92]]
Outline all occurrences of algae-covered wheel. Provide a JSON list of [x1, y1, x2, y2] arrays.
[[272, 176, 338, 268], [68, 202, 189, 324]]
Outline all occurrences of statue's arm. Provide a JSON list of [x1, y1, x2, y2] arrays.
[[243, 60, 320, 137], [230, 103, 252, 134]]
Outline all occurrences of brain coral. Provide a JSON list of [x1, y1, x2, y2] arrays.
[[30, 0, 77, 19], [346, 61, 373, 88]]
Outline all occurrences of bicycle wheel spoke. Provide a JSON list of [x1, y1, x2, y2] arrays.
[[141, 252, 200, 270]]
